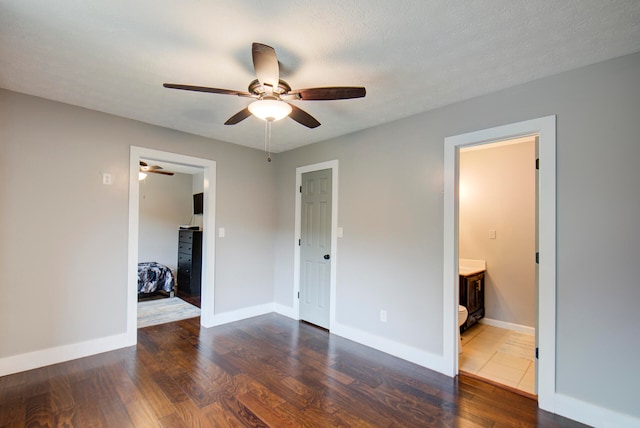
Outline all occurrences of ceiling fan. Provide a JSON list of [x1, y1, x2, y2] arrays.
[[139, 161, 174, 179], [163, 42, 366, 128]]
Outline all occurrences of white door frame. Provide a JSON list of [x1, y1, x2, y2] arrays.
[[127, 146, 217, 344], [294, 160, 339, 329], [443, 116, 556, 412]]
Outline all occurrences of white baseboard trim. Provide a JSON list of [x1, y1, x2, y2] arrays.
[[209, 303, 275, 327], [1, 303, 278, 377], [273, 308, 449, 376], [274, 303, 298, 320], [479, 317, 535, 335], [554, 393, 640, 428], [330, 321, 450, 376], [0, 332, 133, 377]]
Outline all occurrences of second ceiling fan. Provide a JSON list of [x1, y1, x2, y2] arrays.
[[163, 42, 366, 128], [139, 161, 174, 176]]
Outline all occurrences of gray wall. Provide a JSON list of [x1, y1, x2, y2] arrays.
[[459, 140, 536, 328], [138, 171, 193, 271], [0, 89, 276, 357], [273, 53, 640, 417]]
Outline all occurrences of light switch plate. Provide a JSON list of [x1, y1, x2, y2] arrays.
[[489, 229, 496, 239], [337, 227, 344, 238], [219, 227, 225, 238], [102, 173, 112, 185]]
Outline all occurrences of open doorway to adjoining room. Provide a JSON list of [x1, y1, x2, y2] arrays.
[[457, 136, 537, 397], [136, 158, 204, 328], [443, 115, 556, 411], [127, 147, 217, 339]]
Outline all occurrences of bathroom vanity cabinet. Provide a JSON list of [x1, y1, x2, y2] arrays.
[[459, 271, 485, 332]]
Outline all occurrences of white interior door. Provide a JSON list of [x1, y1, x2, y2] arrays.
[[300, 169, 332, 328]]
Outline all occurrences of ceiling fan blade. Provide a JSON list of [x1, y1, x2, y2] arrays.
[[163, 83, 253, 97], [252, 43, 279, 93], [149, 170, 174, 176], [288, 104, 321, 128], [140, 165, 163, 173], [289, 87, 366, 100], [224, 107, 252, 125]]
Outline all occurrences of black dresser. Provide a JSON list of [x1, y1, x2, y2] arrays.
[[177, 229, 202, 296]]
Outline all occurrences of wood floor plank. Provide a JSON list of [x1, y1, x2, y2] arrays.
[[70, 398, 107, 427], [150, 371, 189, 404], [202, 402, 247, 428], [237, 390, 303, 427], [123, 397, 165, 428], [48, 375, 75, 414], [0, 385, 27, 427], [123, 363, 179, 420], [172, 398, 226, 428], [24, 391, 54, 427], [98, 395, 135, 428], [158, 412, 190, 428], [0, 314, 587, 427]]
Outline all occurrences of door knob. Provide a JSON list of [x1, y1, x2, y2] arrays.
[[324, 254, 330, 260]]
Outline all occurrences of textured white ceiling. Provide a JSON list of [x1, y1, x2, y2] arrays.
[[1, 1, 639, 153]]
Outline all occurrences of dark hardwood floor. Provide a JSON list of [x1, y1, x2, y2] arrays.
[[177, 290, 201, 308], [0, 314, 585, 427]]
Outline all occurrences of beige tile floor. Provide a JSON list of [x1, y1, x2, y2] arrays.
[[459, 323, 536, 395]]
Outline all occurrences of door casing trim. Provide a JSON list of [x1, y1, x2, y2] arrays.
[[443, 116, 556, 412], [128, 146, 217, 343]]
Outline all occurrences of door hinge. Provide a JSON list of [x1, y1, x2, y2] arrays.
[[536, 158, 539, 170], [297, 292, 300, 299], [300, 185, 302, 193], [535, 252, 539, 264], [536, 347, 539, 359], [298, 239, 301, 246]]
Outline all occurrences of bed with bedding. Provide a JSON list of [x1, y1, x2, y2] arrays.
[[138, 262, 175, 298]]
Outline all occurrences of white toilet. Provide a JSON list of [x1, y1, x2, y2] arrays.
[[458, 305, 468, 354]]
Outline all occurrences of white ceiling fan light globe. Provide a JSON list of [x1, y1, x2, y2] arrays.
[[248, 99, 292, 121]]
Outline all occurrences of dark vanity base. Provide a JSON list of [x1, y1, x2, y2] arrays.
[[460, 271, 485, 333]]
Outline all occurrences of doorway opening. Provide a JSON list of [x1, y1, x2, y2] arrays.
[[127, 147, 217, 343], [443, 116, 556, 412], [457, 136, 537, 397], [294, 160, 339, 330], [137, 158, 204, 328]]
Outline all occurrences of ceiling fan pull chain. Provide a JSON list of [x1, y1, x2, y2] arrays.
[[266, 119, 273, 162], [264, 119, 268, 156]]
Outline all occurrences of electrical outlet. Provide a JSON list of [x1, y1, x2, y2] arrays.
[[102, 173, 112, 185], [380, 310, 387, 323]]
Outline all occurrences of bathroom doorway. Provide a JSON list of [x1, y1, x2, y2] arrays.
[[443, 116, 556, 411], [457, 136, 537, 396]]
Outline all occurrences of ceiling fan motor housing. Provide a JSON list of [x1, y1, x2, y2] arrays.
[[248, 79, 293, 99]]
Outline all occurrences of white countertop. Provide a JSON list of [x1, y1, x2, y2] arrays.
[[459, 258, 486, 276]]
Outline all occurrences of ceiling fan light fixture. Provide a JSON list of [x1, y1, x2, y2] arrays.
[[139, 171, 147, 180], [248, 99, 292, 121]]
